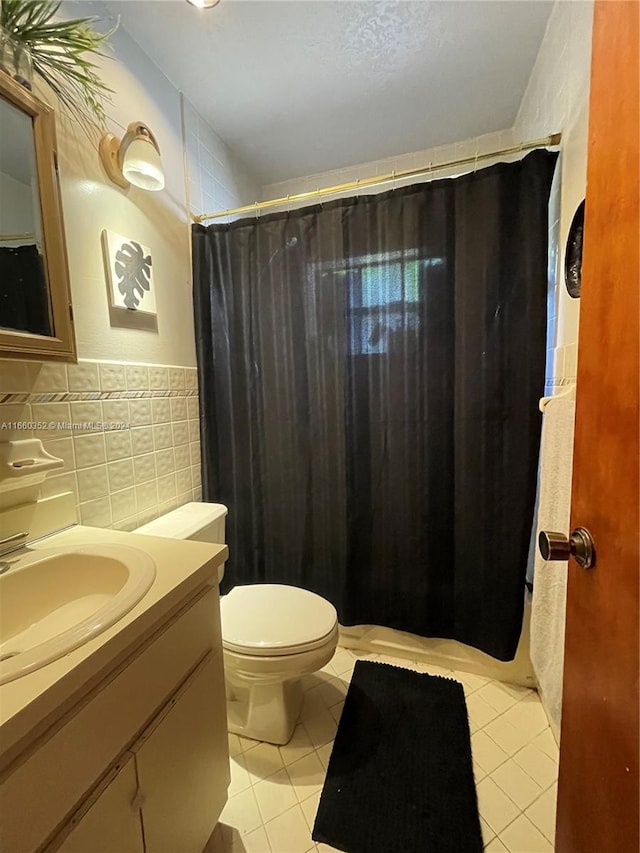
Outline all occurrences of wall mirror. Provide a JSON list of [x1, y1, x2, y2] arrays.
[[0, 72, 76, 361]]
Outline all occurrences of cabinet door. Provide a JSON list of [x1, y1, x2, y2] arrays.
[[135, 652, 230, 853], [54, 753, 143, 853]]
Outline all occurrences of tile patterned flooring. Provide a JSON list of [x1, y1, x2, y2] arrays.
[[206, 647, 559, 853]]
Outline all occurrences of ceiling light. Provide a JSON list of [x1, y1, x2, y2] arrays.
[[99, 122, 165, 192], [186, 0, 221, 8]]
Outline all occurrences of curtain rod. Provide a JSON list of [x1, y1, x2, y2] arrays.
[[194, 132, 561, 223]]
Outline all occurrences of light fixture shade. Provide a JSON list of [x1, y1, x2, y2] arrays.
[[122, 137, 165, 191], [99, 121, 165, 192], [186, 0, 221, 7]]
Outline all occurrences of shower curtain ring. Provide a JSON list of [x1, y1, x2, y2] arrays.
[[473, 151, 479, 173], [254, 201, 260, 219], [392, 170, 396, 191], [287, 194, 291, 213], [428, 162, 433, 182]]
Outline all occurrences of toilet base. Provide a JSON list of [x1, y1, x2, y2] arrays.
[[226, 676, 303, 745]]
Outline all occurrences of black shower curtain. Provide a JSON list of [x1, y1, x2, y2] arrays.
[[193, 150, 558, 661]]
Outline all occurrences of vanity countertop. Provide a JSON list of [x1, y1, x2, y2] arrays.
[[0, 525, 227, 771]]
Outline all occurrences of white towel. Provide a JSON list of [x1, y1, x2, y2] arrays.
[[530, 396, 576, 738]]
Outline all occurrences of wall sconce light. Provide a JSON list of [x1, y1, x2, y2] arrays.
[[99, 122, 165, 191], [186, 0, 221, 8]]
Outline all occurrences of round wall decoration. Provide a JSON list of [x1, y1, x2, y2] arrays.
[[564, 200, 585, 298]]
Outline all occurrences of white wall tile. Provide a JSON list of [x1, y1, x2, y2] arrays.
[[176, 467, 192, 495], [126, 365, 150, 391], [168, 367, 186, 391], [0, 361, 29, 393], [136, 480, 159, 512], [157, 473, 177, 503], [174, 443, 191, 470], [170, 396, 187, 422], [74, 433, 107, 469], [134, 453, 157, 485], [129, 399, 153, 427], [102, 399, 129, 425], [67, 362, 100, 392], [172, 420, 190, 447], [149, 366, 169, 390], [131, 426, 154, 456], [70, 401, 103, 433], [80, 496, 112, 527], [152, 398, 171, 424], [107, 459, 135, 493], [77, 465, 109, 502], [105, 429, 132, 462], [31, 363, 68, 393], [153, 423, 173, 451], [99, 363, 127, 391], [111, 488, 137, 523], [155, 448, 176, 477]]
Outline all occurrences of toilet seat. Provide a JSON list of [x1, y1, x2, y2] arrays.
[[221, 584, 338, 657]]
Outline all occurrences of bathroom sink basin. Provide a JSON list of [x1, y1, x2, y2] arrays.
[[0, 544, 156, 685]]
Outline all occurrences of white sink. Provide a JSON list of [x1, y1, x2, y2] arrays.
[[0, 544, 156, 684]]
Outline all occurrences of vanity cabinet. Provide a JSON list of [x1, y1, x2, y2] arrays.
[[56, 755, 143, 853], [0, 582, 230, 853], [136, 653, 227, 853], [54, 653, 228, 853]]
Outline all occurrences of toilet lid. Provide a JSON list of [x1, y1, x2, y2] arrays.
[[221, 584, 338, 656]]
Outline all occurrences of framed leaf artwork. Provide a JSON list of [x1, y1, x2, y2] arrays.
[[102, 229, 156, 315]]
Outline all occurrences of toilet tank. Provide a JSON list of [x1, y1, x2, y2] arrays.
[[134, 502, 227, 543], [134, 502, 228, 583]]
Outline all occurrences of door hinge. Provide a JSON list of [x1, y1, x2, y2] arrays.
[[69, 304, 74, 324]]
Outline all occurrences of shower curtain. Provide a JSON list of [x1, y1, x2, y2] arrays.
[[193, 150, 557, 661]]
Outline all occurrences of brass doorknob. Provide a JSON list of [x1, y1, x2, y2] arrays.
[[538, 528, 596, 569]]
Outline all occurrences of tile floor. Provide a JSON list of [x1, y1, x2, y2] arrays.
[[206, 647, 559, 853]]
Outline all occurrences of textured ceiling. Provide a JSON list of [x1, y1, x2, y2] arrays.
[[102, 0, 552, 184]]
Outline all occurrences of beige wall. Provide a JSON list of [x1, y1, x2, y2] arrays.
[[34, 0, 258, 367], [52, 2, 192, 367], [0, 2, 257, 531]]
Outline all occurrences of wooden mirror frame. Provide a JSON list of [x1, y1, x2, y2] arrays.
[[0, 72, 76, 362]]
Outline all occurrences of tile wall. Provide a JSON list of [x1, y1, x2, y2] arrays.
[[514, 0, 594, 388], [183, 97, 261, 223], [262, 127, 517, 204], [0, 359, 201, 531]]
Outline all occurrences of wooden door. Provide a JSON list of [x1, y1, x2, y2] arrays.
[[555, 2, 639, 852]]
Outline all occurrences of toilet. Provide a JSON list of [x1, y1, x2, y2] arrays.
[[134, 502, 339, 745]]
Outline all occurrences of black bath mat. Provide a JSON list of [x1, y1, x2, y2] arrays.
[[312, 661, 483, 853]]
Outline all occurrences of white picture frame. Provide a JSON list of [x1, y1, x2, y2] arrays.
[[102, 229, 156, 315]]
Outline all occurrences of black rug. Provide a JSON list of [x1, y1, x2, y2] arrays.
[[312, 661, 483, 853]]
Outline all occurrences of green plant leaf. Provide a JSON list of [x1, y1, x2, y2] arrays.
[[1, 0, 115, 136]]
